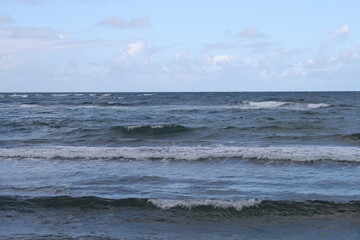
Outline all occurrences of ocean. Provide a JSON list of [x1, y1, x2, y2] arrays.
[[0, 92, 359, 239]]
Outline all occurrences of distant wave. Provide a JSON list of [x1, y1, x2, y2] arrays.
[[110, 124, 191, 136], [1, 145, 360, 162], [1, 196, 359, 216], [228, 101, 331, 110], [19, 104, 42, 108], [51, 94, 71, 97], [9, 94, 28, 98], [10, 101, 331, 111], [137, 93, 156, 96], [307, 103, 331, 109]]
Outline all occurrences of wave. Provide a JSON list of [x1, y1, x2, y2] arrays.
[[340, 133, 360, 141], [1, 196, 359, 216], [1, 145, 360, 162], [228, 101, 331, 110], [148, 199, 261, 211], [110, 124, 191, 136], [19, 104, 42, 108], [138, 93, 156, 96], [51, 94, 71, 97], [307, 103, 331, 109], [9, 94, 28, 98], [247, 101, 287, 108]]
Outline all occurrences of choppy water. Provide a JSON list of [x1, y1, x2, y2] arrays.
[[0, 92, 359, 239]]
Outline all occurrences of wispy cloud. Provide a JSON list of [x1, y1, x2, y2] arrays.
[[0, 12, 15, 24], [7, 27, 63, 40], [242, 41, 280, 53], [97, 16, 150, 29], [238, 27, 265, 39], [317, 24, 351, 62], [326, 24, 350, 43], [0, 26, 122, 54]]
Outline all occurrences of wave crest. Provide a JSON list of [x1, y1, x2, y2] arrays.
[[148, 199, 261, 211], [229, 101, 331, 110], [1, 196, 359, 216], [1, 145, 360, 162], [110, 124, 191, 136]]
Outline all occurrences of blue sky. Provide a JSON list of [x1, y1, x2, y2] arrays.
[[0, 0, 359, 91]]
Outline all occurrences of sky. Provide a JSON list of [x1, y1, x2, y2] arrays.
[[0, 0, 359, 92]]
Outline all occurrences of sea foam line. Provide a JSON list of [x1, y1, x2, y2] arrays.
[[1, 145, 360, 162]]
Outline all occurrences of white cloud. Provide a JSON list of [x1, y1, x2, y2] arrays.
[[240, 58, 259, 68], [339, 46, 359, 62], [212, 55, 235, 65], [326, 24, 350, 43], [113, 40, 153, 66], [173, 53, 186, 61], [316, 24, 351, 62], [0, 12, 14, 24], [127, 41, 145, 57], [98, 16, 150, 29], [238, 27, 265, 39]]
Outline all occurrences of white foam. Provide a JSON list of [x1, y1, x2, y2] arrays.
[[10, 94, 28, 98], [90, 94, 97, 96], [1, 145, 360, 162], [124, 125, 165, 130], [148, 199, 261, 211], [247, 101, 287, 109], [228, 101, 331, 110], [307, 103, 331, 109], [51, 94, 71, 97], [74, 94, 85, 96], [19, 104, 41, 108]]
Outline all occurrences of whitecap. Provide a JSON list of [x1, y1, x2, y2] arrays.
[[51, 94, 71, 97], [307, 103, 331, 109], [247, 101, 287, 108], [148, 199, 261, 211], [10, 94, 28, 98]]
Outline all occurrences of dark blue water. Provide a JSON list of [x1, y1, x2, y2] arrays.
[[0, 92, 359, 239]]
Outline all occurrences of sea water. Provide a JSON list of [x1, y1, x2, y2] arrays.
[[0, 92, 359, 239]]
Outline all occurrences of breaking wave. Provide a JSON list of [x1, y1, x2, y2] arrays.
[[228, 101, 331, 110], [1, 145, 360, 162], [1, 196, 359, 216]]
